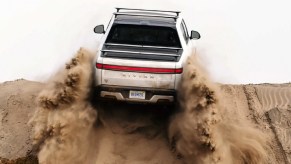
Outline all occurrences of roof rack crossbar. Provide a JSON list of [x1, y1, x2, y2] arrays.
[[113, 13, 178, 19], [116, 7, 180, 16]]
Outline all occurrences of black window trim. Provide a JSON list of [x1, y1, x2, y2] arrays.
[[181, 19, 189, 44]]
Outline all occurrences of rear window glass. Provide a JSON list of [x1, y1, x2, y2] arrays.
[[105, 24, 181, 48]]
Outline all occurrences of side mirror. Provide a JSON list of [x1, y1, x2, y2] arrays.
[[190, 30, 201, 40], [94, 25, 105, 34]]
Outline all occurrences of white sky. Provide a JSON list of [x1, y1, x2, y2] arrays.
[[0, 0, 290, 84]]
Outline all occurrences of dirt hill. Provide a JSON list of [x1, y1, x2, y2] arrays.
[[0, 49, 290, 164]]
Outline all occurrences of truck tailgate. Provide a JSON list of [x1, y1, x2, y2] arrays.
[[100, 58, 177, 90]]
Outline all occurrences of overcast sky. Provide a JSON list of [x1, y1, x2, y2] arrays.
[[0, 0, 290, 84]]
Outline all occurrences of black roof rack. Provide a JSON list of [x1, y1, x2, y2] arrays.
[[116, 7, 180, 16], [114, 7, 180, 21]]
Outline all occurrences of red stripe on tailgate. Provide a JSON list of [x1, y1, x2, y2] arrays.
[[96, 63, 182, 74]]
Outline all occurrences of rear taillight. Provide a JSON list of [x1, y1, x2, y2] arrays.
[[96, 63, 183, 74], [174, 68, 183, 74], [96, 63, 103, 69]]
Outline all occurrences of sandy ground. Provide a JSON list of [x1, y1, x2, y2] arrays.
[[0, 50, 290, 164]]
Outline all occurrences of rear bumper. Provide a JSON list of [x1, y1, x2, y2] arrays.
[[95, 85, 176, 104]]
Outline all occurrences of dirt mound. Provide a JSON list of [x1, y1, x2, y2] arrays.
[[0, 49, 290, 164], [0, 79, 43, 161]]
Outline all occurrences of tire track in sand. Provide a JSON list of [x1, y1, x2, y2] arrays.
[[245, 86, 288, 164]]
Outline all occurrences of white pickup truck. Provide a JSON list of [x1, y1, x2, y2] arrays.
[[94, 8, 200, 103]]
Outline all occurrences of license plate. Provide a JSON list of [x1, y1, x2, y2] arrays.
[[129, 90, 146, 99]]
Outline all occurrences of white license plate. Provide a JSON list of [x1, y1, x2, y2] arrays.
[[129, 90, 146, 99]]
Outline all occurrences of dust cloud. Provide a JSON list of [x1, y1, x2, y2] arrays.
[[28, 48, 269, 164], [29, 48, 98, 164], [169, 55, 268, 164]]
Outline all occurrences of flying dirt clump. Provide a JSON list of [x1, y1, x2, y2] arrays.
[[169, 55, 269, 164], [29, 48, 97, 164]]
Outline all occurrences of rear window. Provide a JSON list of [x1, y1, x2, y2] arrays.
[[105, 24, 181, 48]]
